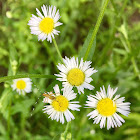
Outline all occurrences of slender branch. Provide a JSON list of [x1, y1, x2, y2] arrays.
[[0, 74, 56, 83], [53, 38, 63, 63], [83, 0, 110, 60]]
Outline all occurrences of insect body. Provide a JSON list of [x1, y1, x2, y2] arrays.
[[43, 92, 56, 100]]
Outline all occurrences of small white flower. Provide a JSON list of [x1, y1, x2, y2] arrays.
[[85, 85, 131, 130], [11, 78, 32, 95], [42, 84, 81, 124], [28, 5, 63, 42], [55, 56, 97, 94]]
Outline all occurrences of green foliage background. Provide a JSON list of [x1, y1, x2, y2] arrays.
[[0, 0, 140, 139]]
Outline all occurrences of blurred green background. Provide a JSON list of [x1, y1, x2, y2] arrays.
[[0, 0, 140, 139]]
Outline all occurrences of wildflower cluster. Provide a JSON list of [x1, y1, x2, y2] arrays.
[[11, 4, 130, 130]]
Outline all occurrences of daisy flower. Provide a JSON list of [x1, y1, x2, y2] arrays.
[[28, 5, 63, 42], [42, 84, 81, 124], [85, 85, 131, 130], [11, 78, 32, 95], [55, 56, 97, 94]]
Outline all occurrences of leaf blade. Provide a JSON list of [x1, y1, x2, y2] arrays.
[[78, 27, 96, 61]]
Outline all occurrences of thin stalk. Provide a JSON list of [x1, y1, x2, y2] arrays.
[[64, 122, 70, 139], [119, 34, 140, 79], [131, 57, 140, 79], [8, 98, 12, 138], [125, 39, 140, 79], [20, 114, 26, 140], [43, 41, 58, 67], [120, 37, 129, 53], [60, 122, 71, 140], [97, 0, 129, 65], [0, 74, 55, 83], [52, 38, 63, 63], [110, 0, 118, 15], [83, 0, 110, 61]]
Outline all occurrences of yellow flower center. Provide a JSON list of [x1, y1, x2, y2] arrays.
[[67, 68, 85, 86], [39, 17, 54, 34], [16, 80, 26, 90], [97, 98, 116, 116], [52, 95, 69, 112]]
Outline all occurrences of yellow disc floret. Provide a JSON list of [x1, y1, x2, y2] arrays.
[[39, 17, 54, 34], [16, 80, 26, 90], [97, 98, 116, 116], [67, 68, 85, 86], [52, 95, 69, 112]]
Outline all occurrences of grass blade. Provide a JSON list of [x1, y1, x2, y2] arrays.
[[78, 27, 96, 61]]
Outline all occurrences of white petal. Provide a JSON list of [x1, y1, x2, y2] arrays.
[[41, 5, 48, 17], [53, 84, 60, 95], [36, 8, 44, 18], [54, 22, 63, 27], [100, 116, 106, 129]]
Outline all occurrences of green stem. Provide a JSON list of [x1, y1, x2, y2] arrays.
[[125, 39, 140, 79], [52, 38, 63, 63], [119, 33, 140, 79], [97, 0, 128, 65], [120, 36, 129, 53], [20, 113, 26, 140], [64, 122, 70, 139], [83, 0, 110, 60], [8, 97, 12, 138], [43, 41, 58, 67], [131, 57, 140, 79], [60, 122, 71, 140], [110, 0, 118, 15], [0, 74, 56, 83]]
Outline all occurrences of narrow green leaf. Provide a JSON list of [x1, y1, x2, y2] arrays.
[[0, 122, 6, 135], [78, 27, 96, 61], [113, 48, 127, 55], [11, 99, 35, 116], [0, 89, 13, 119]]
